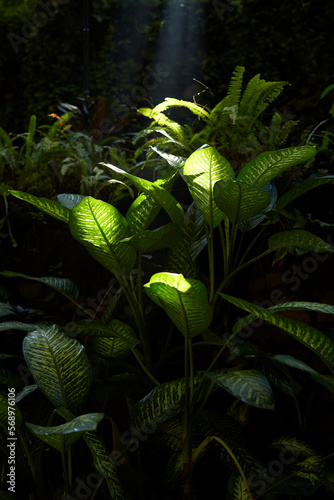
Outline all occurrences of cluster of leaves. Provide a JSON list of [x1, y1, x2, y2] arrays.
[[134, 66, 300, 171], [2, 68, 334, 499], [0, 113, 135, 202]]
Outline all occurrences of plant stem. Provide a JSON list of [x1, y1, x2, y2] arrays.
[[182, 334, 193, 500], [60, 434, 70, 494], [213, 436, 254, 500], [119, 274, 151, 368], [212, 248, 273, 310], [205, 224, 215, 303]]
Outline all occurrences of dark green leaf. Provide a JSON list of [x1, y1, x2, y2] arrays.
[[206, 369, 275, 410], [23, 325, 92, 410], [26, 413, 104, 452], [10, 190, 70, 222]]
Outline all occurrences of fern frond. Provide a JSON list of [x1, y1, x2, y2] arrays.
[[240, 81, 288, 124], [226, 65, 246, 109]]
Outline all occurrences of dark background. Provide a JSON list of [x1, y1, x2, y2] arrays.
[[1, 0, 334, 134]]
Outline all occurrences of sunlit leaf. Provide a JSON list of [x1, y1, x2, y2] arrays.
[[237, 145, 317, 187], [69, 196, 136, 276], [144, 272, 212, 338], [214, 180, 270, 225], [183, 146, 235, 228]]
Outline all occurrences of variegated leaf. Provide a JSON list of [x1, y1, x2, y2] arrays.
[[10, 190, 70, 222], [26, 413, 104, 452], [23, 325, 92, 410], [84, 431, 125, 500], [183, 146, 235, 228], [206, 369, 275, 410], [69, 197, 136, 276], [144, 272, 212, 338]]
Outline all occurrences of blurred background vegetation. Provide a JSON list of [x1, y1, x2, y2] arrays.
[[1, 0, 334, 134]]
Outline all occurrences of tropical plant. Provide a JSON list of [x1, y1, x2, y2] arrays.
[[2, 77, 334, 498], [0, 113, 135, 202], [134, 66, 300, 172]]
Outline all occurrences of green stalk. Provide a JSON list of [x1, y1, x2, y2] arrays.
[[67, 446, 72, 493], [119, 274, 151, 367], [211, 248, 273, 310], [205, 224, 215, 303], [137, 251, 143, 316], [60, 434, 70, 494], [182, 334, 193, 500], [218, 222, 227, 279], [237, 224, 267, 267], [213, 436, 254, 500], [18, 429, 36, 480], [3, 195, 17, 248]]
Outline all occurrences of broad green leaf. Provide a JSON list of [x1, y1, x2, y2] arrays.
[[183, 146, 235, 228], [166, 202, 206, 278], [10, 190, 70, 222], [26, 413, 104, 452], [120, 223, 182, 252], [131, 377, 197, 429], [268, 229, 334, 254], [0, 393, 23, 431], [205, 369, 275, 410], [89, 320, 139, 363], [23, 325, 92, 410], [237, 145, 317, 188], [144, 272, 212, 338], [84, 431, 125, 500], [125, 167, 180, 233], [154, 417, 183, 452], [69, 319, 139, 345], [220, 293, 334, 372], [275, 176, 334, 211], [0, 271, 79, 302], [102, 163, 184, 227], [238, 182, 277, 232], [0, 321, 41, 332], [266, 301, 334, 315], [69, 197, 136, 276], [273, 354, 334, 393], [213, 180, 270, 225]]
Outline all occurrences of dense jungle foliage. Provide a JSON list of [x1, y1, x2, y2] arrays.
[[1, 0, 334, 133]]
